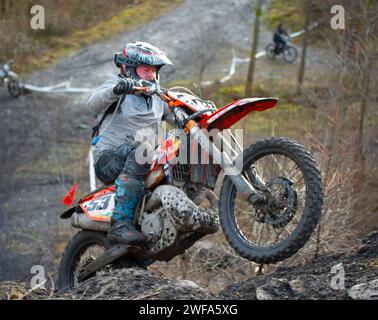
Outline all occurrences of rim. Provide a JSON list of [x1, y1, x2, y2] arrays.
[[284, 47, 297, 62], [232, 152, 307, 249]]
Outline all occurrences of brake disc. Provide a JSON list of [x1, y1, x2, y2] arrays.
[[256, 177, 298, 228]]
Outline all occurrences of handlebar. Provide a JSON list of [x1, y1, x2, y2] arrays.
[[131, 80, 217, 130], [132, 79, 167, 97]]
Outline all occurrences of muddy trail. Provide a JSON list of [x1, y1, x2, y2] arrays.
[[0, 0, 332, 283], [0, 231, 376, 300]]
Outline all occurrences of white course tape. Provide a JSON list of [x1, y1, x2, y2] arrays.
[[22, 82, 95, 94]]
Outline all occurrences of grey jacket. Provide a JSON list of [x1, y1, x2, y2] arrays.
[[87, 74, 176, 163]]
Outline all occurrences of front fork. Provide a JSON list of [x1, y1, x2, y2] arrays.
[[187, 123, 266, 204]]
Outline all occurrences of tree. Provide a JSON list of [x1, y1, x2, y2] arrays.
[[297, 0, 312, 93], [245, 0, 262, 97], [355, 0, 376, 180]]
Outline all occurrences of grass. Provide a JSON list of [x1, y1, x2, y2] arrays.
[[197, 79, 320, 142], [162, 76, 322, 145], [264, 0, 305, 32], [4, 0, 182, 74]]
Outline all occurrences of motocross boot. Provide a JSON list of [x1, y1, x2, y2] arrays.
[[107, 173, 147, 244]]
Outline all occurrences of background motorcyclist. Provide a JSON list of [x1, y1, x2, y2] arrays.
[[273, 23, 289, 54], [87, 41, 176, 245]]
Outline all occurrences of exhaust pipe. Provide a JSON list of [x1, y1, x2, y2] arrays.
[[71, 212, 109, 232]]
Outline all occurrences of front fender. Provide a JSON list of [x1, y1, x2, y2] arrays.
[[199, 97, 278, 131]]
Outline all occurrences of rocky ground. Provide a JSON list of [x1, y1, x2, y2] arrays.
[[0, 231, 376, 300]]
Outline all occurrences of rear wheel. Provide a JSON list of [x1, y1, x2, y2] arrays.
[[266, 43, 276, 60], [219, 137, 323, 264], [58, 230, 111, 292]]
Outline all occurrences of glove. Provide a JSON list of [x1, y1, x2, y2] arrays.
[[113, 79, 134, 95]]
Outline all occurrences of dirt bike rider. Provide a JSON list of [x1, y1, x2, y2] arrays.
[[87, 41, 176, 245], [273, 23, 289, 54]]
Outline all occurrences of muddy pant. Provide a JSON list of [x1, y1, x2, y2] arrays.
[[94, 141, 153, 223], [94, 141, 152, 184]]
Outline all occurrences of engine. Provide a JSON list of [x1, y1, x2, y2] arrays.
[[138, 185, 220, 261]]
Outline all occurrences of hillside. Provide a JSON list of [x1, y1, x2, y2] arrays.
[[0, 231, 376, 300]]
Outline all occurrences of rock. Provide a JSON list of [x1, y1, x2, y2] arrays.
[[289, 278, 306, 295], [348, 279, 378, 300], [219, 231, 377, 300], [1, 231, 376, 300], [256, 278, 293, 300], [176, 279, 200, 289]]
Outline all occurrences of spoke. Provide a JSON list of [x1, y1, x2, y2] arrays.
[[293, 175, 305, 186], [256, 223, 266, 246], [281, 155, 289, 176], [247, 211, 258, 241], [285, 163, 299, 180], [234, 199, 254, 215], [269, 156, 277, 178], [283, 226, 292, 236], [265, 224, 277, 245], [269, 225, 281, 244], [291, 214, 300, 223], [272, 154, 290, 177], [235, 206, 254, 215], [288, 168, 301, 182]]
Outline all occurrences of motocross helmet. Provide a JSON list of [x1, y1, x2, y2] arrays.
[[114, 41, 173, 82]]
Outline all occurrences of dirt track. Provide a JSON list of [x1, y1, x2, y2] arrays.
[[0, 0, 330, 282]]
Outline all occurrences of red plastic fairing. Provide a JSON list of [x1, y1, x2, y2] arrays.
[[78, 185, 115, 205], [199, 98, 278, 131]]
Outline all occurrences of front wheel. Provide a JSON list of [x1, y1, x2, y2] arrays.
[[219, 137, 323, 264], [283, 45, 298, 63]]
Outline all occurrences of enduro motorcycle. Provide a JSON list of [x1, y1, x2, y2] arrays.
[[0, 60, 21, 98], [58, 81, 323, 291], [266, 36, 298, 63]]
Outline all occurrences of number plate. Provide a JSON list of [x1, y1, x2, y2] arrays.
[[80, 193, 115, 222]]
